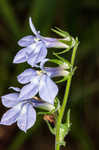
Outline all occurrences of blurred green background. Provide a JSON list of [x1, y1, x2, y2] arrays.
[[0, 0, 99, 150]]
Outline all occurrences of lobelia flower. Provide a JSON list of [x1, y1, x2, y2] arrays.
[[0, 87, 54, 132], [17, 60, 69, 104], [17, 70, 58, 105], [13, 17, 69, 67]]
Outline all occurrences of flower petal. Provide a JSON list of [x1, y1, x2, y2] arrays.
[[27, 42, 47, 67], [9, 87, 21, 92], [29, 17, 38, 35], [25, 42, 37, 55], [13, 48, 27, 64], [18, 35, 35, 47], [1, 93, 20, 108], [19, 79, 39, 99], [17, 69, 37, 84], [0, 103, 22, 125], [39, 75, 58, 104], [17, 103, 36, 132]]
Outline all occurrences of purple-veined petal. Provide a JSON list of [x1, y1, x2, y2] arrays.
[[13, 48, 27, 64], [39, 74, 58, 104], [19, 78, 40, 99], [0, 103, 22, 125], [17, 103, 36, 132], [27, 42, 47, 67], [17, 69, 37, 84], [9, 87, 21, 92], [1, 93, 20, 108], [18, 35, 35, 47]]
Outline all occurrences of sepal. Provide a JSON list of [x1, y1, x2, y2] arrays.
[[52, 27, 71, 39], [53, 52, 72, 68], [49, 58, 71, 69]]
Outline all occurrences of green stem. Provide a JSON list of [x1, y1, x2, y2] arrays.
[[55, 39, 79, 150]]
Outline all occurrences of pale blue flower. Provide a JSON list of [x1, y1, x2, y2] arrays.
[[17, 66, 59, 105], [0, 87, 51, 132], [13, 17, 68, 67]]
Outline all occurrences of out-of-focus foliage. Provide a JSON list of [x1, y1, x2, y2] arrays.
[[0, 0, 99, 150]]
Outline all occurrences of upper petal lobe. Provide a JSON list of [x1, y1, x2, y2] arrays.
[[17, 69, 37, 84], [19, 80, 39, 100]]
